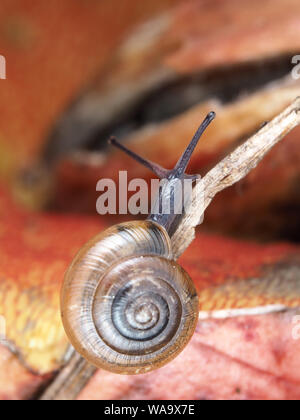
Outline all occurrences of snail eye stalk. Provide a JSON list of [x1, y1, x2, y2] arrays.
[[109, 111, 216, 180], [109, 137, 168, 179]]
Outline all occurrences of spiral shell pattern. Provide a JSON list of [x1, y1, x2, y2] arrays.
[[61, 221, 199, 374]]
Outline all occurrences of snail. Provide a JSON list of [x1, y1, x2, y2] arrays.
[[61, 112, 216, 374]]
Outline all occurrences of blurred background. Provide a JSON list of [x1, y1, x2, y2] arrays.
[[0, 0, 300, 400]]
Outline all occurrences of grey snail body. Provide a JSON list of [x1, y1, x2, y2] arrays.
[[61, 112, 216, 374]]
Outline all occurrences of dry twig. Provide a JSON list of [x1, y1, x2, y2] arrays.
[[172, 97, 300, 257]]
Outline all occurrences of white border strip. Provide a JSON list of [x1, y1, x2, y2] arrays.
[[0, 55, 6, 80]]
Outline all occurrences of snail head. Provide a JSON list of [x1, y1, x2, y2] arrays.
[[109, 112, 216, 235]]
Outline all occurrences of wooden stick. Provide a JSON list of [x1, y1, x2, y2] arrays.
[[39, 350, 96, 400], [171, 97, 300, 257], [40, 97, 300, 400]]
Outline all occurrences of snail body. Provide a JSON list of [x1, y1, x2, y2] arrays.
[[61, 112, 216, 374]]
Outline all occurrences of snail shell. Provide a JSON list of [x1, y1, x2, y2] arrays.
[[61, 220, 199, 374]]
